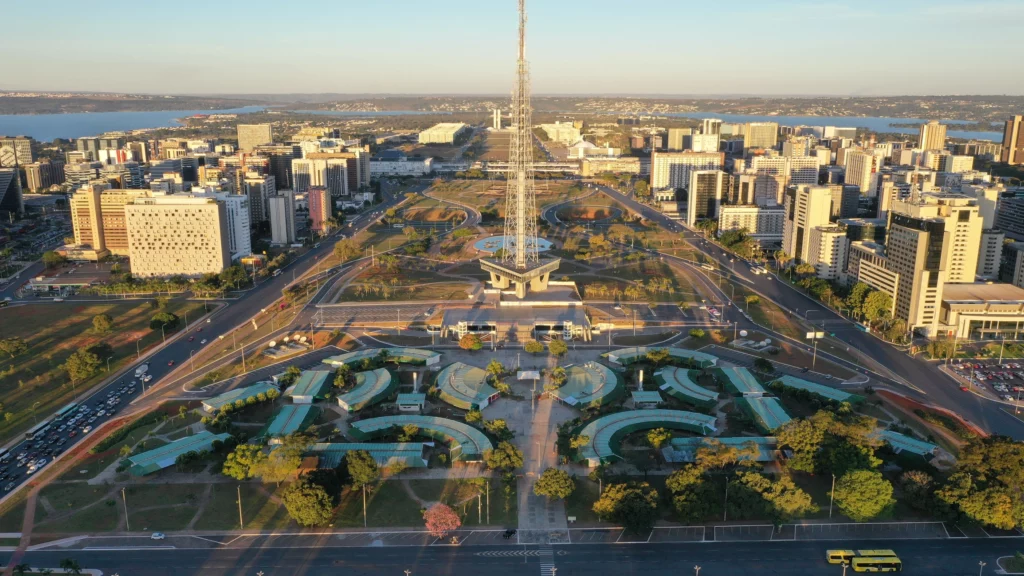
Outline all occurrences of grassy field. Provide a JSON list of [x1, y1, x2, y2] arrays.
[[0, 301, 204, 445]]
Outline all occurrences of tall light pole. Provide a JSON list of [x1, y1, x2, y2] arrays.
[[122, 487, 130, 532], [136, 338, 141, 360], [807, 331, 824, 369], [979, 561, 986, 576], [237, 485, 244, 529], [829, 473, 836, 518], [841, 562, 848, 576], [694, 566, 701, 576]]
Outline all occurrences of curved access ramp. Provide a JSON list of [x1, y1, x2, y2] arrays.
[[348, 415, 493, 462], [575, 409, 717, 467], [654, 366, 718, 409]]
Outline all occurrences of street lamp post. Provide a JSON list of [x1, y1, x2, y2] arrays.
[[694, 566, 701, 576], [136, 339, 141, 360], [122, 487, 130, 532], [161, 324, 166, 343], [979, 561, 986, 576], [841, 562, 848, 576], [829, 474, 836, 518], [190, 350, 196, 373]]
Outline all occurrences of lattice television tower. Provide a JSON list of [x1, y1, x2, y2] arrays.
[[480, 0, 560, 298]]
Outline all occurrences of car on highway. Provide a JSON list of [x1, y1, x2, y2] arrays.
[[82, 426, 93, 434], [200, 339, 207, 344], [188, 336, 195, 342], [151, 532, 166, 540], [143, 374, 153, 383], [3, 483, 13, 492]]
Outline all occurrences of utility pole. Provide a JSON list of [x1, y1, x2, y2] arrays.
[[829, 474, 836, 518], [237, 485, 244, 529], [122, 487, 130, 532]]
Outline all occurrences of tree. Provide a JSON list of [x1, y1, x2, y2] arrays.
[[534, 468, 575, 500], [845, 282, 872, 318], [862, 291, 893, 323], [634, 180, 650, 199], [91, 313, 114, 334], [483, 419, 514, 441], [398, 423, 420, 442], [255, 433, 312, 485], [0, 337, 28, 358], [545, 366, 567, 392], [12, 564, 31, 576], [486, 359, 505, 380], [423, 503, 461, 538], [42, 251, 66, 269], [280, 366, 302, 387], [219, 264, 250, 289], [333, 364, 355, 389], [646, 428, 672, 449], [936, 436, 1024, 528], [62, 349, 102, 383], [776, 411, 833, 473], [465, 409, 483, 424], [569, 434, 590, 451], [752, 357, 774, 374], [458, 333, 483, 351], [794, 262, 816, 277], [833, 470, 894, 522], [333, 238, 361, 262], [592, 482, 659, 534], [745, 295, 760, 307], [548, 339, 569, 357], [484, 441, 524, 471], [282, 477, 335, 527], [816, 437, 881, 477], [899, 470, 935, 513], [645, 348, 671, 366], [149, 312, 180, 331], [222, 444, 267, 480], [688, 328, 706, 339], [665, 465, 716, 523], [58, 558, 82, 575], [524, 340, 544, 354], [346, 449, 380, 488]]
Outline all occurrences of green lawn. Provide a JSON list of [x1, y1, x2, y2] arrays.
[[37, 484, 111, 518], [193, 484, 278, 531], [0, 301, 204, 445], [128, 505, 198, 532], [340, 282, 471, 302], [0, 498, 26, 532], [34, 500, 120, 534]]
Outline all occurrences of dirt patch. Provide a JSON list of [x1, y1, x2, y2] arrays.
[[556, 205, 622, 221]]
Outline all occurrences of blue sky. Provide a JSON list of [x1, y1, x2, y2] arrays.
[[3, 0, 1023, 95]]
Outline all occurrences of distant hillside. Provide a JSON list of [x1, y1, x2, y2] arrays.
[[0, 94, 267, 115]]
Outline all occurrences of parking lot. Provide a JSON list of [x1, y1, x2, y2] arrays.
[[948, 360, 1024, 402]]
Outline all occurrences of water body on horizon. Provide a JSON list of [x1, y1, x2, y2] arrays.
[[663, 111, 1002, 141], [0, 107, 439, 141]]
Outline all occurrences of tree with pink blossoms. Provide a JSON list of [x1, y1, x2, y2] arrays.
[[423, 503, 462, 538]]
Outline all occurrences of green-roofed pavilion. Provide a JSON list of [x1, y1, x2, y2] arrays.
[[716, 367, 766, 396], [654, 366, 718, 408], [202, 381, 278, 413], [261, 404, 318, 443], [307, 443, 429, 469], [738, 396, 792, 433], [548, 362, 625, 408], [349, 415, 493, 462], [663, 436, 778, 463], [287, 370, 331, 404], [574, 409, 717, 467], [128, 431, 233, 476], [435, 362, 498, 410], [874, 430, 938, 457], [602, 347, 718, 368], [337, 368, 398, 412], [772, 375, 864, 404], [323, 347, 441, 368]]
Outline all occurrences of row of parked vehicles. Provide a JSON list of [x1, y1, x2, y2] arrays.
[[951, 362, 1024, 401]]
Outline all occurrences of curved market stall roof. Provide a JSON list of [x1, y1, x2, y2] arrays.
[[349, 415, 493, 462], [654, 366, 718, 408], [436, 362, 498, 410], [337, 368, 398, 412], [603, 347, 718, 368], [549, 362, 625, 407], [575, 409, 718, 467]]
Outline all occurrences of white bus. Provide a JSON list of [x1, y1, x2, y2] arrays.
[[26, 420, 52, 440], [55, 402, 78, 421]]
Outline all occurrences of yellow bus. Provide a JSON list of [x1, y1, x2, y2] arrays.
[[852, 555, 902, 572], [826, 550, 856, 564]]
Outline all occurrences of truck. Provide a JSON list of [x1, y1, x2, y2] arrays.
[[134, 364, 149, 378]]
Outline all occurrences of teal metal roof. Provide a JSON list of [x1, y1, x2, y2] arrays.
[[396, 393, 426, 406], [349, 415, 493, 462], [773, 375, 863, 403], [323, 347, 441, 367], [663, 436, 778, 463], [289, 370, 331, 399], [874, 430, 938, 456], [575, 409, 718, 466], [337, 368, 398, 412], [603, 347, 718, 367], [307, 442, 428, 469], [262, 404, 317, 439], [435, 362, 498, 410], [717, 367, 766, 396], [128, 431, 232, 476], [548, 362, 624, 407], [202, 381, 278, 412], [655, 366, 718, 407], [631, 390, 664, 404], [739, 396, 792, 433]]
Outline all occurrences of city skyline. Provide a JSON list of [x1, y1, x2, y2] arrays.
[[3, 0, 1024, 96]]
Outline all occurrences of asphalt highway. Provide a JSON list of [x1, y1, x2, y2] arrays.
[[590, 183, 1024, 439], [3, 538, 1016, 576]]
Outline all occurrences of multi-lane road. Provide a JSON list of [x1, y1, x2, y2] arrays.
[[591, 183, 1024, 439], [2, 538, 1017, 575]]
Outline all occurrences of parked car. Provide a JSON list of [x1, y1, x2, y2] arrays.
[[151, 532, 166, 540]]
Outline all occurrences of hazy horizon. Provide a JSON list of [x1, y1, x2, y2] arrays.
[[3, 0, 1023, 96]]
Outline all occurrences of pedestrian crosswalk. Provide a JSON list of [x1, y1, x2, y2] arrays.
[[538, 545, 556, 576]]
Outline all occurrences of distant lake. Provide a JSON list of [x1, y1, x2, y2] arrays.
[[665, 112, 1003, 141], [0, 106, 267, 141], [0, 107, 446, 141]]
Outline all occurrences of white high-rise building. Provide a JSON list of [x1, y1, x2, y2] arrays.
[[845, 150, 883, 195], [124, 194, 231, 278], [701, 118, 722, 136], [690, 133, 720, 153], [291, 157, 349, 198], [977, 230, 1005, 279], [807, 226, 849, 280], [782, 185, 833, 263], [718, 205, 785, 244], [788, 156, 820, 185], [242, 174, 275, 224], [268, 192, 297, 246], [650, 151, 724, 192], [918, 121, 947, 151], [744, 122, 778, 150]]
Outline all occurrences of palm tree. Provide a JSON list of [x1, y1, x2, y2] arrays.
[[13, 563, 31, 576], [59, 558, 82, 575]]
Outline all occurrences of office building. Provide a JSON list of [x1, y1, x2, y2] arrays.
[[845, 150, 882, 194], [306, 150, 369, 192], [100, 162, 143, 189], [254, 144, 301, 189], [292, 156, 349, 198], [0, 136, 34, 167], [69, 188, 151, 258], [807, 226, 849, 280], [667, 128, 691, 151], [307, 187, 332, 235], [0, 169, 24, 215], [940, 154, 974, 174], [125, 194, 231, 278], [492, 109, 502, 130], [149, 158, 183, 181], [686, 170, 724, 226], [782, 139, 807, 158], [918, 121, 947, 151], [580, 157, 641, 177], [823, 126, 858, 140], [938, 283, 1024, 339], [23, 159, 65, 192], [418, 123, 469, 144], [959, 184, 1001, 228], [744, 122, 778, 150], [64, 162, 103, 189], [977, 230, 1004, 279], [830, 185, 860, 220], [269, 192, 297, 245], [237, 124, 274, 152], [702, 118, 722, 136], [1001, 243, 1024, 288], [75, 135, 126, 162], [717, 205, 785, 245], [127, 141, 149, 164], [839, 217, 887, 244], [789, 156, 820, 185], [538, 122, 581, 145], [1002, 116, 1024, 165], [690, 133, 720, 153], [650, 151, 724, 192], [242, 174, 276, 225], [782, 185, 833, 263], [370, 152, 434, 178], [996, 197, 1024, 240], [892, 194, 983, 284]]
